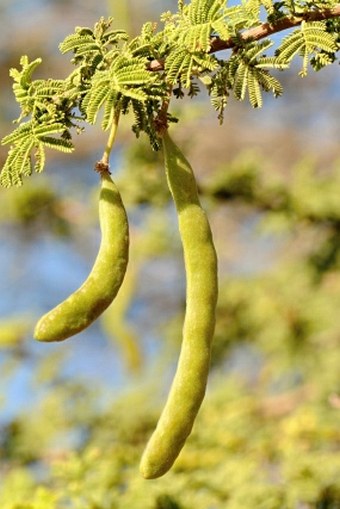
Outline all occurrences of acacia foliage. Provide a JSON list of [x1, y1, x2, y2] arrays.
[[0, 0, 340, 186]]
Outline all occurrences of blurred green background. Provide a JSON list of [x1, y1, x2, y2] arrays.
[[0, 1, 340, 507]]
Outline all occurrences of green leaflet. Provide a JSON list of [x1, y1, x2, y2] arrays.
[[83, 54, 160, 127], [1, 122, 73, 188], [276, 21, 338, 76], [165, 48, 218, 88], [232, 41, 286, 107]]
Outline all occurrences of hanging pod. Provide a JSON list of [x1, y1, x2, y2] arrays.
[[140, 130, 218, 479], [34, 171, 129, 341]]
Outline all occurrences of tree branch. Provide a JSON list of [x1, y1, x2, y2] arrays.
[[148, 4, 340, 71], [210, 4, 340, 52]]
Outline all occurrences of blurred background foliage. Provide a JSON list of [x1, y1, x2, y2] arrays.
[[0, 0, 340, 508]]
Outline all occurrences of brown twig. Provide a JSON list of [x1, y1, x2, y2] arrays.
[[154, 88, 173, 134], [148, 5, 340, 71]]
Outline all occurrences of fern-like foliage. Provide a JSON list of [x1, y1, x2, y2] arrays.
[[1, 17, 166, 186], [1, 3, 340, 186], [10, 56, 43, 119], [61, 18, 166, 143], [1, 55, 77, 187], [208, 40, 287, 120], [127, 98, 165, 151], [233, 41, 287, 107], [1, 122, 73, 187], [176, 0, 228, 51], [310, 15, 340, 69], [244, 0, 275, 18], [165, 48, 218, 87], [276, 21, 338, 75], [159, 0, 229, 88], [82, 54, 163, 128], [59, 17, 129, 88], [129, 21, 165, 61]]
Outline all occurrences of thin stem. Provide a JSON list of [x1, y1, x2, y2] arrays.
[[101, 108, 120, 166], [155, 86, 173, 134], [94, 109, 120, 174]]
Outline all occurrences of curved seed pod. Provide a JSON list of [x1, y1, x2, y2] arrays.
[[140, 131, 218, 479], [34, 171, 129, 342]]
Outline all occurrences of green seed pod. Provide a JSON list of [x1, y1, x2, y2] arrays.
[[140, 131, 218, 479], [34, 171, 129, 342]]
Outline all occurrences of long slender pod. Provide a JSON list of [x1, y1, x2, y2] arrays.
[[34, 171, 129, 341], [140, 130, 218, 479]]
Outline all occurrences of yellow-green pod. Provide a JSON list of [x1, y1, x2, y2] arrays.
[[34, 171, 129, 342], [140, 131, 218, 479]]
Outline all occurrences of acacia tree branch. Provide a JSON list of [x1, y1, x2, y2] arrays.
[[210, 4, 340, 52], [148, 4, 340, 71]]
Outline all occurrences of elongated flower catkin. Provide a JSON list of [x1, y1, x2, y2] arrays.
[[34, 171, 129, 341], [140, 131, 218, 479]]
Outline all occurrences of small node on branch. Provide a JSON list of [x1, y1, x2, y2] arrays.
[[94, 161, 111, 174]]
